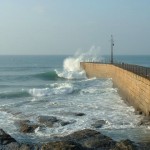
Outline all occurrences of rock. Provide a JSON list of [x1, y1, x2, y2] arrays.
[[60, 121, 70, 126], [60, 112, 85, 117], [134, 110, 143, 115], [137, 142, 150, 150], [0, 142, 20, 150], [19, 144, 31, 150], [0, 129, 40, 150], [112, 139, 138, 150], [19, 120, 39, 133], [20, 124, 38, 133], [41, 141, 84, 150], [0, 129, 17, 145], [137, 116, 150, 126], [74, 113, 85, 116], [0, 128, 143, 150], [61, 120, 76, 127], [0, 129, 20, 150], [64, 129, 116, 149], [91, 120, 106, 128], [19, 144, 39, 150], [38, 116, 59, 127]]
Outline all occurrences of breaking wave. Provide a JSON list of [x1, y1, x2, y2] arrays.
[[0, 83, 75, 99], [29, 83, 74, 97], [56, 46, 103, 79], [33, 71, 61, 81]]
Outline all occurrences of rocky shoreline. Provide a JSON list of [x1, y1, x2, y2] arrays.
[[1, 127, 150, 150], [1, 115, 150, 150]]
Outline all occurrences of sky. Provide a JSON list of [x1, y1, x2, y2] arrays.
[[0, 0, 150, 55]]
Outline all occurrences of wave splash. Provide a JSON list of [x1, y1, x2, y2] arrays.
[[57, 46, 102, 79], [56, 57, 86, 79]]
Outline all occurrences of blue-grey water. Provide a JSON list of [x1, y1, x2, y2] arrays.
[[0, 55, 150, 144]]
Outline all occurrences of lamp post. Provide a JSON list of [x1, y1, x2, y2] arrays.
[[111, 35, 114, 64]]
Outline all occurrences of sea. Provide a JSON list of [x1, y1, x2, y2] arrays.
[[0, 54, 150, 144]]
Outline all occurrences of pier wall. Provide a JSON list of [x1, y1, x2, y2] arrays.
[[80, 62, 150, 115]]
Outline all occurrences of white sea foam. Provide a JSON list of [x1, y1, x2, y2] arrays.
[[56, 46, 103, 79], [57, 69, 86, 80], [0, 77, 147, 143], [63, 57, 81, 72], [1, 55, 150, 144], [53, 83, 74, 95], [29, 88, 50, 97], [56, 57, 86, 79], [0, 111, 17, 134], [29, 83, 74, 97]]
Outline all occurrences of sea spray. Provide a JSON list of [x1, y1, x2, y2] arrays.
[[56, 46, 103, 79], [56, 56, 86, 79], [74, 45, 103, 62], [63, 57, 81, 72]]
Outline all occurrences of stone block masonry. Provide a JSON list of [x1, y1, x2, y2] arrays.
[[80, 62, 150, 116]]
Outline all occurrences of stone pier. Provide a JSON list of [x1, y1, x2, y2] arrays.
[[80, 62, 150, 115]]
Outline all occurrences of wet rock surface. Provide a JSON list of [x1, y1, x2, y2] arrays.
[[0, 128, 147, 150], [137, 116, 150, 126], [19, 144, 39, 150], [0, 142, 20, 150], [0, 129, 20, 150], [112, 139, 138, 150], [41, 141, 84, 150], [0, 129, 17, 145], [64, 129, 116, 149], [38, 116, 59, 127], [74, 113, 85, 116], [18, 116, 76, 134], [91, 120, 106, 128], [60, 121, 71, 126], [19, 120, 39, 133]]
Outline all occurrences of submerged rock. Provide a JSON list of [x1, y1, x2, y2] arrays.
[[41, 141, 84, 150], [0, 128, 145, 150], [19, 144, 39, 150], [0, 129, 17, 145], [38, 116, 59, 127], [138, 116, 150, 126], [91, 120, 106, 128], [19, 120, 39, 133], [20, 124, 39, 133], [59, 111, 85, 117], [0, 129, 20, 150], [134, 110, 143, 115], [64, 129, 116, 149], [0, 142, 20, 150], [60, 121, 71, 126], [74, 113, 85, 116], [113, 139, 138, 150]]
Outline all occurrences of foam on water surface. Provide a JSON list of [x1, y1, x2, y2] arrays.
[[14, 79, 147, 140], [0, 54, 150, 143], [0, 76, 148, 143], [29, 83, 74, 97]]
